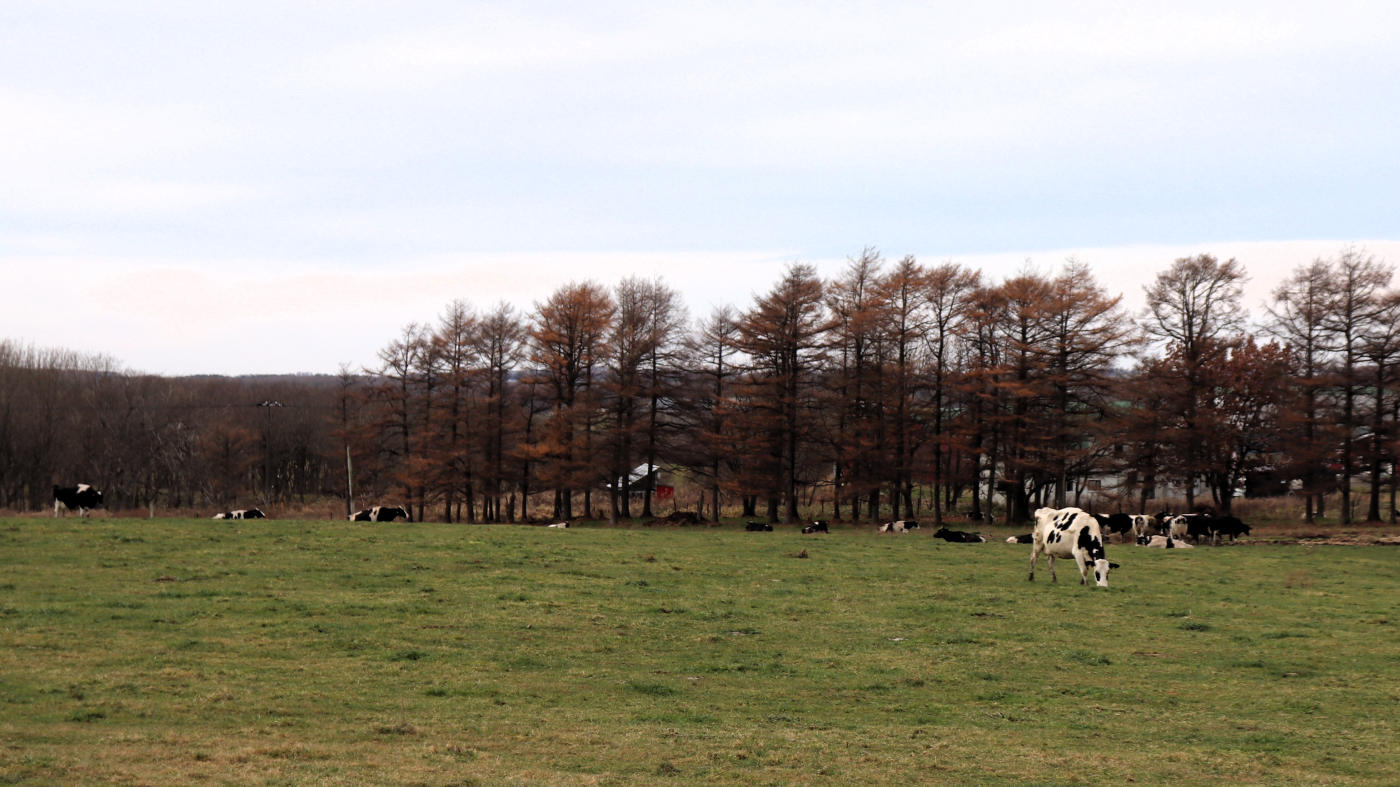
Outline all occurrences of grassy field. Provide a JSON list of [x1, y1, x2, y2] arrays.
[[1, 517, 1398, 786]]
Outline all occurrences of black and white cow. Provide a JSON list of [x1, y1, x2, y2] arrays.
[[53, 484, 104, 517], [1006, 533, 1035, 544], [802, 521, 829, 534], [1170, 513, 1249, 545], [879, 520, 918, 534], [933, 526, 985, 543], [1129, 514, 1155, 541], [1092, 513, 1135, 542], [1167, 513, 1214, 543], [745, 521, 774, 532], [349, 506, 410, 522], [546, 521, 570, 528], [1029, 507, 1111, 587], [213, 508, 266, 520]]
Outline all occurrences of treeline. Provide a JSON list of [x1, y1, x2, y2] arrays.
[[0, 342, 339, 512], [341, 246, 1398, 526], [3, 247, 1397, 524]]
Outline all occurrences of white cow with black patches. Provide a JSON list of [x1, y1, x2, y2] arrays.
[[1029, 507, 1111, 587]]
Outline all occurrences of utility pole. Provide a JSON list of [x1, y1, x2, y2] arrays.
[[257, 401, 285, 510], [346, 445, 354, 518]]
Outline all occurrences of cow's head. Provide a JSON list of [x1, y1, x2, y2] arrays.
[[1092, 557, 1111, 586]]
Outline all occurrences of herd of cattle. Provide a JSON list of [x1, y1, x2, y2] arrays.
[[1014, 507, 1247, 588], [736, 506, 1254, 589], [740, 509, 1248, 547], [49, 485, 415, 522], [50, 485, 1250, 587]]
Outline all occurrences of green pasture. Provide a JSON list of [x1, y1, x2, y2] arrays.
[[1, 518, 1397, 786]]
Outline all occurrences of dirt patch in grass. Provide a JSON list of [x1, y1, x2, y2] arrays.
[[1295, 534, 1400, 546]]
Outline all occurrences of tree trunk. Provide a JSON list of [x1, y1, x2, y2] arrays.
[[1367, 368, 1385, 522]]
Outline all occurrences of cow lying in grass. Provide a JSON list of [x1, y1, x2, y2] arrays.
[[349, 506, 410, 522], [1029, 507, 1111, 587], [213, 508, 265, 520], [745, 521, 773, 532], [879, 520, 918, 534], [1138, 535, 1193, 548], [934, 527, 985, 542], [802, 521, 829, 534]]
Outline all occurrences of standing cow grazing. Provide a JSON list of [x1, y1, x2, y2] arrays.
[[1029, 507, 1111, 587], [53, 485, 104, 517]]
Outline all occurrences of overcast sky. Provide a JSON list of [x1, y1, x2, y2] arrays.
[[2, 1, 1397, 374]]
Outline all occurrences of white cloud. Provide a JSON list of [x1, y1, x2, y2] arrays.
[[0, 1, 1397, 318], [962, 13, 1306, 61]]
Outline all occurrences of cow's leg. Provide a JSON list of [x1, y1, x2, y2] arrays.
[[1028, 540, 1041, 581], [1048, 555, 1057, 583], [53, 499, 59, 518], [1075, 551, 1090, 585]]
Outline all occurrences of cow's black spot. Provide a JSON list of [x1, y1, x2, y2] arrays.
[[1077, 528, 1092, 553], [1088, 537, 1105, 561]]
